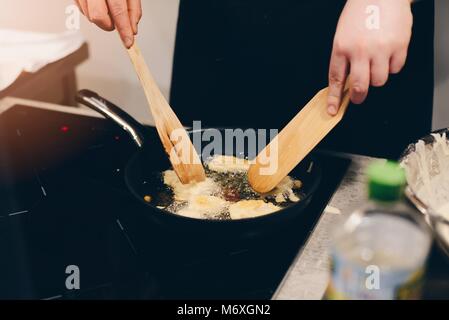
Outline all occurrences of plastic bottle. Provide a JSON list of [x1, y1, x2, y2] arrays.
[[325, 161, 432, 300]]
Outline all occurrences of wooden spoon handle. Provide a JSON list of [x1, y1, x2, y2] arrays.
[[126, 42, 206, 183], [127, 44, 178, 125], [248, 85, 351, 193]]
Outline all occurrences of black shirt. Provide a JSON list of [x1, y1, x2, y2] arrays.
[[170, 0, 434, 159]]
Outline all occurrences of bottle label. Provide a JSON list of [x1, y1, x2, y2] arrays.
[[325, 251, 425, 300]]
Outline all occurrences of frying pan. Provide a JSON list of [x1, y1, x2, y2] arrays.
[[76, 90, 322, 239]]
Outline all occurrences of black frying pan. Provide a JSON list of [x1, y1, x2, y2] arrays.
[[76, 90, 321, 239]]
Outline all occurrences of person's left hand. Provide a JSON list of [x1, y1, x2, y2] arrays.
[[327, 0, 413, 115]]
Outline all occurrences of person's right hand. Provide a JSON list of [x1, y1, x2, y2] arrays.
[[75, 0, 142, 48]]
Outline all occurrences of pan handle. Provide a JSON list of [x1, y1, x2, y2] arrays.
[[76, 89, 146, 148]]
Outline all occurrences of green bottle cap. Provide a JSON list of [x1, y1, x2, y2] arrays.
[[367, 161, 406, 202]]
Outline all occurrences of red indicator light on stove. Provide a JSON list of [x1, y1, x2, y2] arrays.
[[114, 136, 120, 141], [60, 125, 70, 133]]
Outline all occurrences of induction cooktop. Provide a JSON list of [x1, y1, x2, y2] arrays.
[[0, 104, 353, 299]]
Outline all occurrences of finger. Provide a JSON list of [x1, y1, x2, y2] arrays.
[[390, 49, 408, 74], [127, 0, 142, 35], [76, 0, 88, 16], [107, 0, 134, 48], [349, 58, 370, 104], [328, 51, 349, 116], [370, 56, 390, 87], [87, 0, 115, 31]]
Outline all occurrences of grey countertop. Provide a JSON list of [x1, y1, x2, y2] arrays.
[[274, 154, 380, 300]]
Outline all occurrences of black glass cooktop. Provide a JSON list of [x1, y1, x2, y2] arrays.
[[0, 105, 354, 300]]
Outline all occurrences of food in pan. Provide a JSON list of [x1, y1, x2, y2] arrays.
[[150, 155, 304, 220], [206, 155, 251, 173], [228, 200, 281, 220], [177, 195, 229, 219]]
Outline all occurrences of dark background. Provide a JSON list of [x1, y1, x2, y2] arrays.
[[170, 0, 435, 159]]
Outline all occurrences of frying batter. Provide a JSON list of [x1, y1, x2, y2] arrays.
[[160, 155, 302, 220]]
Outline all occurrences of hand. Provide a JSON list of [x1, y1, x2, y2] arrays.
[[75, 0, 142, 48], [327, 0, 413, 115]]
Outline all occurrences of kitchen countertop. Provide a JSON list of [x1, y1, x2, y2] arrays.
[[274, 154, 379, 300], [0, 97, 378, 300]]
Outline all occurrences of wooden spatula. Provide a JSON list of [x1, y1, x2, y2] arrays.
[[127, 42, 206, 184], [248, 84, 351, 193]]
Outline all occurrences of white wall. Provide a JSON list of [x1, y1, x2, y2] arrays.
[[1, 0, 448, 129]]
